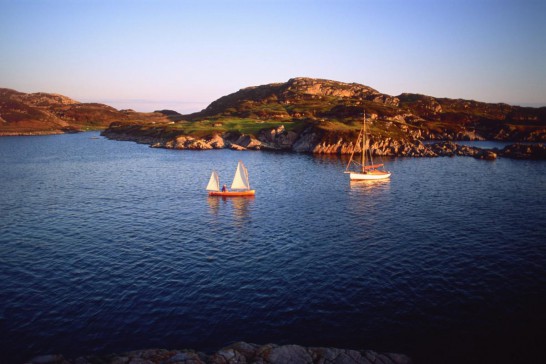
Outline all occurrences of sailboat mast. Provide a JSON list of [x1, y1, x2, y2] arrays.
[[361, 111, 366, 172]]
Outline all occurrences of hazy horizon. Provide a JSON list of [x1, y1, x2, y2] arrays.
[[2, 0, 545, 113]]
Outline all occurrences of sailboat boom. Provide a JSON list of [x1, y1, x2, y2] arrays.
[[364, 163, 384, 170]]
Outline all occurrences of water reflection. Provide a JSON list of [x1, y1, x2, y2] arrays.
[[207, 196, 255, 223], [207, 196, 221, 215], [349, 179, 391, 193], [313, 153, 345, 166], [231, 196, 254, 222], [347, 180, 391, 222]]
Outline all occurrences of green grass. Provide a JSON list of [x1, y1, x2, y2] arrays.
[[286, 102, 336, 114], [317, 120, 355, 132], [166, 117, 298, 137], [120, 105, 419, 142]]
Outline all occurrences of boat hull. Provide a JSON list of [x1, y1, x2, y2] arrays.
[[349, 171, 391, 180], [208, 190, 256, 197]]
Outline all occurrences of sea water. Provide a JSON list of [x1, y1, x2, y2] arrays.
[[1, 132, 545, 363]]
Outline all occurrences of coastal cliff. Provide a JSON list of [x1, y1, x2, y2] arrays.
[[27, 342, 412, 364]]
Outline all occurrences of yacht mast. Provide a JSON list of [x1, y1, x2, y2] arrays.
[[361, 111, 366, 172]]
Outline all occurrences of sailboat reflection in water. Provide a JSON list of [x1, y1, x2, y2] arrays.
[[206, 161, 256, 197], [206, 191, 254, 224]]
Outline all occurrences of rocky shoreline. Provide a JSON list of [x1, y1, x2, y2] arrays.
[[101, 127, 546, 160], [26, 342, 412, 364]]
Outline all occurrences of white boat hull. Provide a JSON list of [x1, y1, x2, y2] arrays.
[[349, 171, 391, 180]]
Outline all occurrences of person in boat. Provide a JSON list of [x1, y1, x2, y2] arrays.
[[221, 184, 227, 192]]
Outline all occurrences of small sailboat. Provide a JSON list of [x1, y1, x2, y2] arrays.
[[344, 110, 391, 180], [207, 161, 256, 197]]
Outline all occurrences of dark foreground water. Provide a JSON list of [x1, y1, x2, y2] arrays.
[[1, 132, 545, 363]]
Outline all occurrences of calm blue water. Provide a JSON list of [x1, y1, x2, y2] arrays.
[[1, 132, 545, 363]]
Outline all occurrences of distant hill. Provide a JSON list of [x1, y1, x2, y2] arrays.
[[0, 88, 173, 135]]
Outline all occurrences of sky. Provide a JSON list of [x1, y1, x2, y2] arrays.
[[1, 0, 545, 113]]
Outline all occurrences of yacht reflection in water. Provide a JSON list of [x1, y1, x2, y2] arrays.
[[207, 195, 255, 223], [349, 178, 391, 193]]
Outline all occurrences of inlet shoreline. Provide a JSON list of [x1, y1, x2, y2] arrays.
[[100, 127, 546, 160]]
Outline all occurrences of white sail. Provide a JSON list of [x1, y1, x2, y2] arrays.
[[231, 161, 250, 190], [206, 170, 220, 191]]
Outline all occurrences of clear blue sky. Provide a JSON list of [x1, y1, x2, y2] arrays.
[[1, 0, 545, 113]]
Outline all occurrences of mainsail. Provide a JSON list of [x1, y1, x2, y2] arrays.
[[231, 161, 251, 190], [206, 170, 220, 191]]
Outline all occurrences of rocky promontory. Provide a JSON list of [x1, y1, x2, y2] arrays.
[[4, 78, 546, 160], [26, 342, 412, 364], [101, 122, 546, 160], [100, 77, 546, 159]]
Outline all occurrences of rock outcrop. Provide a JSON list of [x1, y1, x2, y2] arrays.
[[26, 342, 412, 364], [102, 122, 546, 159], [189, 78, 401, 121], [498, 143, 546, 159]]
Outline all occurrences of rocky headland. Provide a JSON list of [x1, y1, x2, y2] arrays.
[[101, 77, 546, 159], [26, 342, 411, 364], [3, 79, 546, 159]]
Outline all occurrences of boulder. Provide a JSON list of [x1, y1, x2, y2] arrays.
[[476, 150, 498, 160], [500, 143, 546, 159], [26, 342, 411, 364]]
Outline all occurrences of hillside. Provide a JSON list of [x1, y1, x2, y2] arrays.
[[3, 79, 545, 157], [181, 77, 546, 142], [102, 78, 546, 157], [0, 88, 172, 135]]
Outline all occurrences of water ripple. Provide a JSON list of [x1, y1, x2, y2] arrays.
[[0, 134, 545, 363]]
